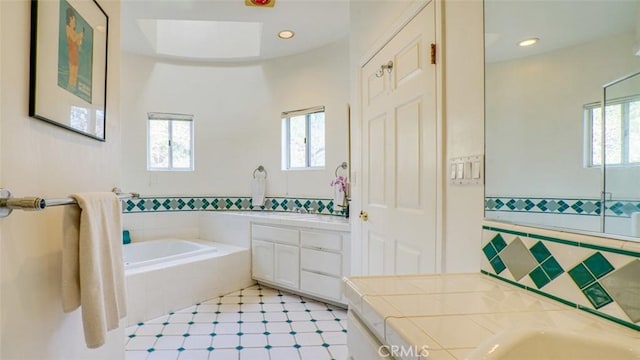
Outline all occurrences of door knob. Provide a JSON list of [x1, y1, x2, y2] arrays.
[[359, 210, 368, 221]]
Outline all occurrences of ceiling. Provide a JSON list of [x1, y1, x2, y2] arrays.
[[120, 0, 350, 62], [485, 0, 638, 63]]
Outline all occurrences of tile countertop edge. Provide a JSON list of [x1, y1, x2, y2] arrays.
[[343, 273, 640, 359], [211, 211, 350, 232]]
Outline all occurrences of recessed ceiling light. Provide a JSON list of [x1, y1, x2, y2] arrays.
[[518, 37, 539, 47], [278, 30, 294, 39]]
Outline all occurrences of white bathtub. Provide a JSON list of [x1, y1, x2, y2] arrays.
[[123, 239, 217, 270], [124, 238, 253, 326]]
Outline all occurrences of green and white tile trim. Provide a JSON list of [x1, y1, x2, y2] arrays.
[[482, 223, 640, 331], [485, 196, 640, 217], [122, 196, 346, 216]]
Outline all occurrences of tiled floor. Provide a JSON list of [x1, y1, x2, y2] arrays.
[[125, 284, 348, 360]]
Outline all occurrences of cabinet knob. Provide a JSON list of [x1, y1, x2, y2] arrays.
[[359, 210, 368, 221]]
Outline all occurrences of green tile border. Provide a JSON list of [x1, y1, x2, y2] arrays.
[[481, 271, 640, 332], [121, 196, 347, 217], [483, 225, 640, 257]]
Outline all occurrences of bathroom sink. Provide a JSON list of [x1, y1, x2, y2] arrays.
[[466, 326, 640, 360]]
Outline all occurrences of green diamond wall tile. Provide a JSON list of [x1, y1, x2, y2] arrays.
[[540, 257, 563, 280], [489, 256, 506, 274], [529, 266, 551, 288], [529, 242, 552, 263], [482, 243, 498, 261], [583, 252, 615, 279], [582, 282, 613, 309], [491, 234, 507, 252], [568, 263, 596, 289]]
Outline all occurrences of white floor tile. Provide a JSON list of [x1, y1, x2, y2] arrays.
[[189, 323, 216, 335], [263, 312, 288, 322], [321, 331, 347, 345], [267, 333, 296, 347], [146, 315, 171, 324], [298, 346, 332, 360], [169, 313, 195, 323], [215, 322, 241, 335], [294, 332, 325, 346], [258, 288, 279, 296], [126, 325, 139, 337], [314, 321, 343, 332], [241, 289, 262, 296], [265, 322, 292, 333], [219, 304, 242, 312], [136, 324, 166, 336], [192, 313, 217, 323], [209, 348, 240, 360], [154, 336, 185, 350], [240, 312, 264, 322], [262, 303, 284, 312], [163, 324, 191, 336], [309, 310, 337, 321], [269, 347, 301, 360], [328, 344, 348, 360], [304, 302, 329, 311], [126, 336, 157, 351], [217, 313, 242, 323], [290, 321, 318, 333], [177, 349, 210, 360], [240, 333, 269, 348], [183, 335, 212, 349], [282, 302, 307, 311], [260, 296, 284, 304], [147, 350, 179, 360], [280, 294, 302, 303], [241, 322, 266, 334], [240, 296, 262, 304], [240, 303, 262, 312], [287, 312, 312, 321], [239, 347, 270, 360], [211, 334, 241, 349], [200, 298, 220, 305], [125, 350, 149, 360]]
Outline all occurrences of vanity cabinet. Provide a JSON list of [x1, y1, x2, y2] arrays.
[[250, 223, 349, 305]]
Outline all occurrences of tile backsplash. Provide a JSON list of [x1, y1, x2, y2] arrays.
[[485, 196, 640, 217], [122, 196, 345, 216], [482, 221, 640, 331]]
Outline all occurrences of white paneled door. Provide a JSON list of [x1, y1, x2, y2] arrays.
[[360, 2, 437, 275]]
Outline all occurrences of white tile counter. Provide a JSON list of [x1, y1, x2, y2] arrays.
[[343, 273, 640, 360]]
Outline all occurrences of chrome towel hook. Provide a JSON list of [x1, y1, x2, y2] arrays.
[[334, 162, 348, 177], [375, 61, 394, 78]]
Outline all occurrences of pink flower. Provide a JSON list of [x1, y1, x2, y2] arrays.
[[331, 176, 348, 193]]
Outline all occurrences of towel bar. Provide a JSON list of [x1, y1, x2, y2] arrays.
[[0, 187, 139, 218]]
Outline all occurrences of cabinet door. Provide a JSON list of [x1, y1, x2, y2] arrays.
[[274, 243, 299, 288], [252, 239, 274, 281]]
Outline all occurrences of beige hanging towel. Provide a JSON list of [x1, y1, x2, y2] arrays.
[[62, 192, 126, 349]]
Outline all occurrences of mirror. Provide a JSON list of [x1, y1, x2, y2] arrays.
[[484, 0, 640, 238]]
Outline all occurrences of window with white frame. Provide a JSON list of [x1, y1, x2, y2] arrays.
[[585, 96, 640, 167], [148, 112, 194, 171], [281, 106, 325, 169]]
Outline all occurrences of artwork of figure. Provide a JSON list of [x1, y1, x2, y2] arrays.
[[58, 0, 93, 103]]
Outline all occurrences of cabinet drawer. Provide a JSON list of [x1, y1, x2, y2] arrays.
[[301, 248, 342, 277], [252, 224, 298, 245], [300, 271, 342, 301], [300, 231, 342, 251]]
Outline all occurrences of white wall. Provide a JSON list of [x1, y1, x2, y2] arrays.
[[442, 0, 485, 272], [486, 32, 640, 199], [348, 0, 485, 274], [120, 39, 349, 199], [0, 1, 124, 359]]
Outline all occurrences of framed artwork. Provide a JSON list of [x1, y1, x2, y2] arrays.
[[29, 0, 108, 141]]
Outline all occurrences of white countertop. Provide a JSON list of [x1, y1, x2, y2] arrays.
[[218, 211, 350, 232], [344, 273, 640, 360]]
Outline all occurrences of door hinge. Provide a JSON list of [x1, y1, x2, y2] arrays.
[[430, 43, 436, 65]]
